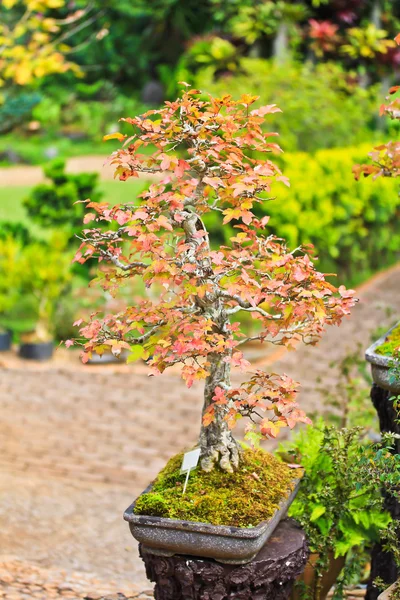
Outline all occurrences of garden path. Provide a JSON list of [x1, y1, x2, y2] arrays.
[[0, 156, 125, 186], [1, 263, 400, 598]]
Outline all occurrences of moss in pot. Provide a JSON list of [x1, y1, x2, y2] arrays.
[[134, 446, 300, 527], [72, 88, 355, 562]]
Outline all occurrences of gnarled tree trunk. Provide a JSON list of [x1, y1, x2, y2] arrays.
[[199, 352, 242, 472]]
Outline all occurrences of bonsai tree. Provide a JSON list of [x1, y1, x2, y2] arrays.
[[73, 87, 355, 472]]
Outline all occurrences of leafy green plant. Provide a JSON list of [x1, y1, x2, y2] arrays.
[[341, 24, 396, 61], [0, 91, 41, 134], [205, 142, 399, 285], [278, 424, 400, 599], [194, 59, 381, 152], [0, 221, 31, 245], [0, 236, 23, 332], [24, 159, 103, 239], [165, 36, 240, 93], [17, 234, 73, 342]]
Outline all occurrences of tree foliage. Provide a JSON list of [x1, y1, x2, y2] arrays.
[[0, 0, 82, 88], [72, 88, 355, 469]]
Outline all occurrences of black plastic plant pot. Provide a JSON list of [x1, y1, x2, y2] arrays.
[[124, 475, 302, 565], [0, 330, 12, 351], [19, 341, 54, 361]]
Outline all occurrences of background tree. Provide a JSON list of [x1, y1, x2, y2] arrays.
[[0, 0, 82, 88], [72, 88, 355, 472]]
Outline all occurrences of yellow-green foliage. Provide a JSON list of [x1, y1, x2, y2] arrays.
[[206, 144, 399, 285], [268, 144, 400, 283], [134, 447, 299, 528], [376, 324, 400, 356]]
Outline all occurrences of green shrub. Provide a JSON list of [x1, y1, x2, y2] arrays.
[[0, 92, 41, 134], [271, 144, 400, 283], [24, 158, 103, 237], [194, 59, 381, 152], [0, 221, 31, 245], [205, 143, 400, 285], [278, 423, 400, 598]]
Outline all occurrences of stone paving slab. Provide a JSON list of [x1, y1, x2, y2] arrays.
[[0, 557, 153, 599], [1, 263, 400, 597]]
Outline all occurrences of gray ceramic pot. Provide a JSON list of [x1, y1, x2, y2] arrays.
[[124, 475, 302, 564], [365, 322, 400, 393]]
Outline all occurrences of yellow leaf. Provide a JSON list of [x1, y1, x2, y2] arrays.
[[15, 61, 33, 85], [103, 132, 126, 142]]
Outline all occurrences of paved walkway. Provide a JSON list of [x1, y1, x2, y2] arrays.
[[0, 157, 129, 186], [1, 263, 400, 598]]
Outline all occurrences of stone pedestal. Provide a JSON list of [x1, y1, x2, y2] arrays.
[[366, 384, 400, 600], [139, 518, 308, 600]]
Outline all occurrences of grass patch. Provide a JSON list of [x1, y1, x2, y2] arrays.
[[375, 323, 400, 356], [134, 447, 300, 528]]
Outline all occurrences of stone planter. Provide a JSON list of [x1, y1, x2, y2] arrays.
[[365, 322, 400, 393], [87, 349, 130, 365], [124, 475, 302, 565]]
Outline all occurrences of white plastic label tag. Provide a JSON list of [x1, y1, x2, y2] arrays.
[[181, 448, 201, 474], [180, 448, 201, 495]]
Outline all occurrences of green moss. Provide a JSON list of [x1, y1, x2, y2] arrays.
[[375, 324, 400, 357], [134, 447, 301, 528]]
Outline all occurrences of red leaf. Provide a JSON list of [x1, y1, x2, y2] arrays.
[[175, 159, 190, 178], [83, 213, 96, 224]]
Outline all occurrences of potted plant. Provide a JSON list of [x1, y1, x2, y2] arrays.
[[0, 233, 27, 351], [72, 88, 355, 563], [277, 422, 399, 600], [18, 234, 72, 360]]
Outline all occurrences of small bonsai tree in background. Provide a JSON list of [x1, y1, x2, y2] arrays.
[[73, 87, 355, 472], [19, 235, 72, 342], [24, 159, 103, 241]]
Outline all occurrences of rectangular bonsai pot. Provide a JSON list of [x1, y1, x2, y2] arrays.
[[124, 474, 302, 565], [365, 321, 400, 393]]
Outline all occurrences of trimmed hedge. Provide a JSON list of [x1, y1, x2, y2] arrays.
[[205, 144, 400, 285]]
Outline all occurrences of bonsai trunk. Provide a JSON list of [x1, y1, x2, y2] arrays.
[[199, 352, 242, 472]]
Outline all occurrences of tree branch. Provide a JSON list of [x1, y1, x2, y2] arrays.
[[99, 249, 147, 271]]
